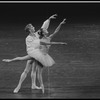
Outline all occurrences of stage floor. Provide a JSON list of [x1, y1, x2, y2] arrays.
[[0, 24, 100, 98]]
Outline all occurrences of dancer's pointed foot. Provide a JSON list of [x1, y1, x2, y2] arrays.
[[2, 59, 12, 62], [31, 85, 41, 89], [13, 86, 20, 93], [40, 85, 44, 94]]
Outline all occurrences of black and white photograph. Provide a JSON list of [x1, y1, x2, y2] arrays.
[[0, 1, 100, 99]]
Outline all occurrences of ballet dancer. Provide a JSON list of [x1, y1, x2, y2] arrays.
[[3, 16, 67, 93]]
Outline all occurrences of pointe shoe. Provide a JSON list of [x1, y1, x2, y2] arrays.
[[2, 59, 11, 62], [41, 85, 44, 94], [31, 85, 41, 89]]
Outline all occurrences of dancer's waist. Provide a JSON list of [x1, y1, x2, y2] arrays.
[[27, 47, 49, 55]]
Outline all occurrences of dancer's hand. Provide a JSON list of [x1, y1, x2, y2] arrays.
[[2, 59, 11, 62], [49, 14, 57, 19], [60, 18, 66, 25], [60, 42, 67, 45]]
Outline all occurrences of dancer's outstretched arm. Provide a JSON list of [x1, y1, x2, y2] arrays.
[[2, 55, 33, 62], [40, 40, 67, 45], [50, 42, 67, 45], [49, 18, 66, 39], [41, 14, 57, 29]]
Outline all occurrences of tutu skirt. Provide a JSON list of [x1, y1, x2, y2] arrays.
[[27, 49, 55, 67]]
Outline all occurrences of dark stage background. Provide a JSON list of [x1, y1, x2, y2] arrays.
[[0, 2, 100, 99], [0, 3, 100, 38]]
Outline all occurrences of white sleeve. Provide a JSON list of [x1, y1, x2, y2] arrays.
[[41, 19, 50, 30]]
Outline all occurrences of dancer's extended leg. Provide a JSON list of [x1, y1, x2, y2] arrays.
[[2, 55, 32, 62], [13, 60, 33, 93]]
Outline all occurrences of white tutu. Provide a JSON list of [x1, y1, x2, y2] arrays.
[[27, 49, 55, 67], [26, 35, 55, 67]]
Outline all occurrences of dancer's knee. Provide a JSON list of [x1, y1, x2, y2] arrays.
[[28, 59, 35, 64], [24, 69, 30, 74]]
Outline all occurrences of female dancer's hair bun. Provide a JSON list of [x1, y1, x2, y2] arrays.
[[38, 28, 44, 37]]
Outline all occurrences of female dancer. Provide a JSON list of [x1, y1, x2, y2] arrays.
[[3, 17, 66, 93]]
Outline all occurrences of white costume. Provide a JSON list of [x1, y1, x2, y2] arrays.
[[25, 18, 55, 67], [26, 33, 55, 67]]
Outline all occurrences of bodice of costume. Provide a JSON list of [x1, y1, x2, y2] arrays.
[[26, 35, 40, 52], [39, 37, 51, 54]]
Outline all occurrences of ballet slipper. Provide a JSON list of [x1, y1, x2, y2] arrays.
[[40, 85, 44, 94], [31, 85, 41, 89], [2, 59, 11, 62]]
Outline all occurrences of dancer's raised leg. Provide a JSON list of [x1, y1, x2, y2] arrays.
[[2, 55, 32, 62]]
